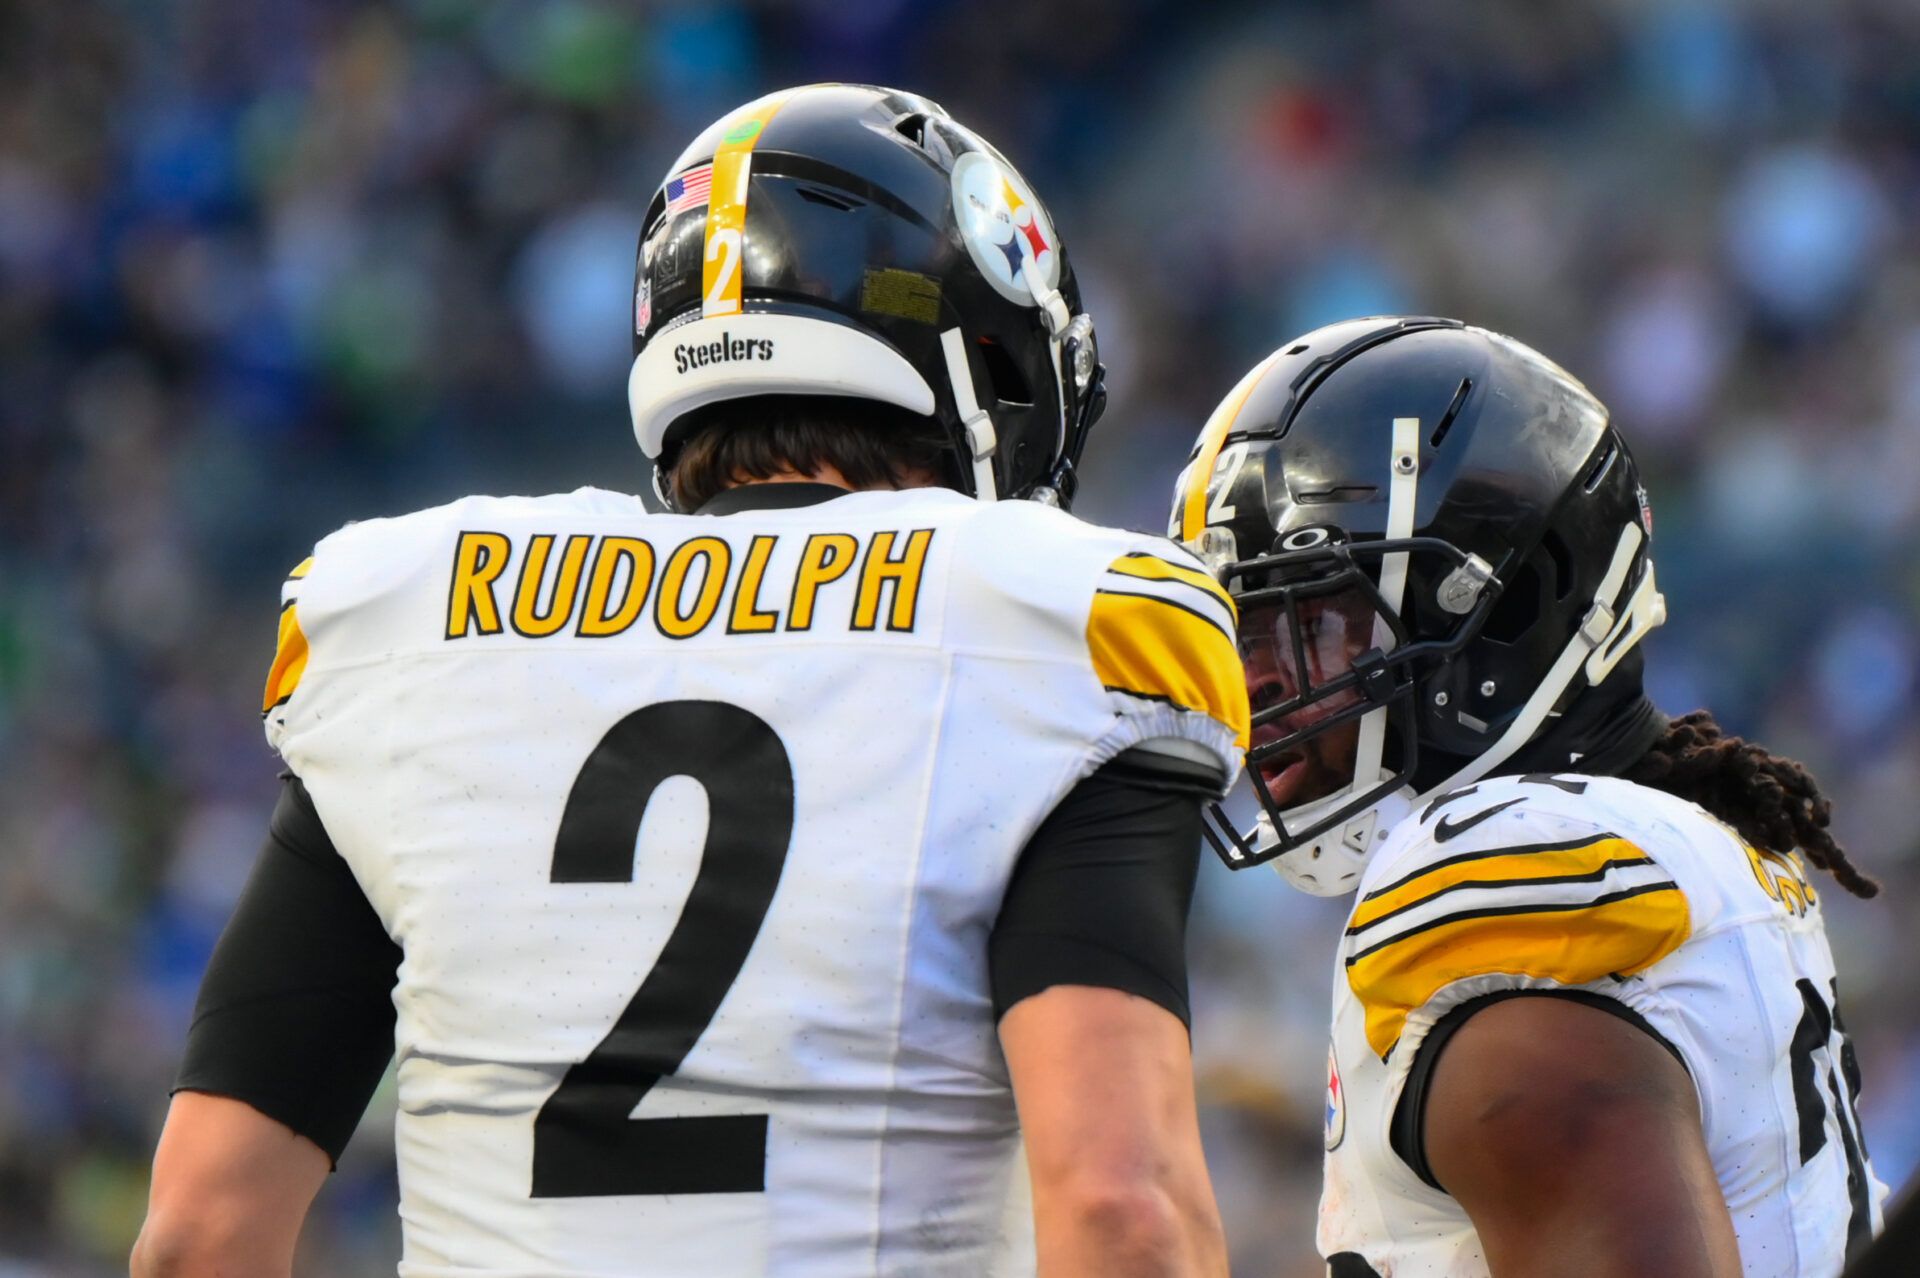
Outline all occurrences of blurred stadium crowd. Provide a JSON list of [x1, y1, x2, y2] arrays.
[[2, 1, 1917, 1273]]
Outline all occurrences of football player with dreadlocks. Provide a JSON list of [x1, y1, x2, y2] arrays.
[[1173, 317, 1887, 1278], [133, 86, 1244, 1277]]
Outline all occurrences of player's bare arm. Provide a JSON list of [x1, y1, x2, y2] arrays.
[[131, 1092, 328, 1278], [1423, 994, 1742, 1278], [990, 747, 1240, 1277], [133, 772, 400, 1273], [1002, 986, 1228, 1278], [1178, 318, 1885, 1277], [141, 84, 1248, 1277]]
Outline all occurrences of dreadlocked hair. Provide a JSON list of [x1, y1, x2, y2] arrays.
[[1622, 709, 1878, 899]]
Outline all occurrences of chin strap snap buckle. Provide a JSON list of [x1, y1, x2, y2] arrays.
[[1578, 601, 1617, 649], [964, 412, 997, 460], [1352, 649, 1395, 706], [1020, 256, 1072, 337]]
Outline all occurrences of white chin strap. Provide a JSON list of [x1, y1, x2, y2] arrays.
[[1430, 518, 1664, 793], [1268, 418, 1421, 897], [940, 258, 1076, 503], [1266, 422, 1668, 898], [1268, 522, 1667, 898], [941, 327, 999, 501]]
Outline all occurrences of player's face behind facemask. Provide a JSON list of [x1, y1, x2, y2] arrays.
[[1216, 532, 1429, 895], [1240, 587, 1374, 809], [1177, 317, 1668, 893]]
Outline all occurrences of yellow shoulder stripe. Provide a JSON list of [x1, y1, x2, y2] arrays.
[[1346, 879, 1689, 1059], [1349, 835, 1654, 933], [263, 602, 309, 716], [287, 556, 314, 581], [1105, 553, 1237, 619], [1088, 589, 1250, 750]]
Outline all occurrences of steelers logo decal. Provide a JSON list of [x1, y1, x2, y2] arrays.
[[1325, 1044, 1347, 1151], [950, 150, 1060, 306]]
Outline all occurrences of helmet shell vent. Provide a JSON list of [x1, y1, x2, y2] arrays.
[[893, 112, 930, 148], [1428, 377, 1474, 449], [1583, 436, 1621, 491], [795, 186, 862, 212]]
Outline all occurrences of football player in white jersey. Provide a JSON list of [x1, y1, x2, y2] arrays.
[[1171, 317, 1888, 1278], [132, 85, 1246, 1278]]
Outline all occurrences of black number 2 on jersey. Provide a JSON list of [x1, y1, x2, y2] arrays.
[[530, 700, 794, 1197]]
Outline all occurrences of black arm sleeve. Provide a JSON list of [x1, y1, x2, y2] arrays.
[[988, 747, 1210, 1027], [174, 775, 401, 1166]]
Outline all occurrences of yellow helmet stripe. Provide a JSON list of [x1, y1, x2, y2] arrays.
[[1178, 351, 1284, 543], [701, 92, 794, 318]]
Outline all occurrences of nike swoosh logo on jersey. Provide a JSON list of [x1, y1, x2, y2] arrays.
[[1433, 796, 1526, 842]]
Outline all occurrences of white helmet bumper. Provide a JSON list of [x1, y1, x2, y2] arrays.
[[629, 312, 937, 462]]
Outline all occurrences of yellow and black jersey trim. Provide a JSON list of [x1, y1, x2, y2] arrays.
[[263, 558, 314, 717], [1088, 552, 1249, 751], [1344, 833, 1690, 1058], [1348, 832, 1661, 934], [1745, 843, 1818, 917], [1104, 551, 1238, 621]]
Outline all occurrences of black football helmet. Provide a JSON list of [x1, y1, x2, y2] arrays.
[[628, 84, 1105, 510], [1171, 317, 1667, 894]]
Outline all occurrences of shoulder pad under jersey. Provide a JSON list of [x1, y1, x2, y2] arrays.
[[1343, 775, 1692, 1059]]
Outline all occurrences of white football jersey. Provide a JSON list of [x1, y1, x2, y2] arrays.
[[262, 484, 1246, 1278], [1319, 772, 1887, 1278]]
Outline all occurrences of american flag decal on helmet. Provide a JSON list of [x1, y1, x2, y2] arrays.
[[665, 164, 712, 216]]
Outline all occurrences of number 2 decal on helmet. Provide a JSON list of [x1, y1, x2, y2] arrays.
[[627, 85, 1107, 511]]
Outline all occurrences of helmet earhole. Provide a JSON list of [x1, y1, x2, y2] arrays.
[[1481, 562, 1543, 644], [1542, 531, 1574, 601], [976, 337, 1033, 406]]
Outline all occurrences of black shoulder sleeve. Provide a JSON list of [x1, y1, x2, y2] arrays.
[[988, 747, 1206, 1026], [174, 775, 401, 1166], [1389, 988, 1693, 1191]]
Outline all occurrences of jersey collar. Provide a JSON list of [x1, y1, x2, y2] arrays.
[[695, 482, 855, 516]]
